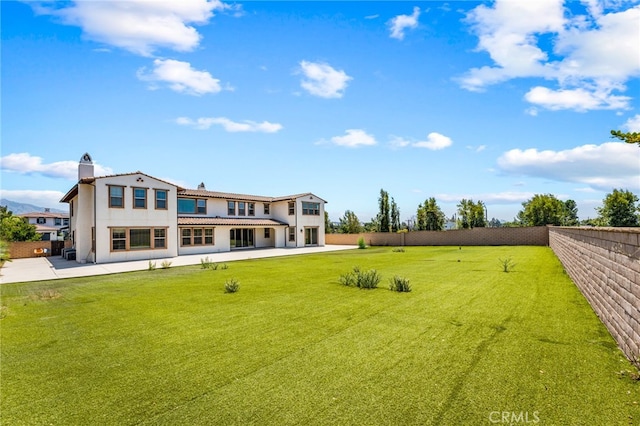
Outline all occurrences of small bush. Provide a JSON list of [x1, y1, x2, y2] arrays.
[[389, 275, 411, 292], [392, 247, 405, 253], [339, 266, 380, 289], [499, 257, 516, 273], [160, 260, 172, 269], [224, 278, 240, 293], [339, 272, 357, 287], [357, 237, 366, 249], [148, 261, 156, 271], [201, 257, 213, 269], [220, 264, 228, 270]]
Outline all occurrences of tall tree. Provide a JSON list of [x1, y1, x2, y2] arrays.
[[611, 130, 640, 146], [390, 197, 400, 233], [417, 197, 445, 230], [339, 210, 363, 234], [562, 200, 579, 226], [377, 189, 391, 232], [456, 199, 486, 229], [324, 211, 336, 234], [517, 194, 566, 226], [0, 206, 41, 242], [596, 189, 639, 227]]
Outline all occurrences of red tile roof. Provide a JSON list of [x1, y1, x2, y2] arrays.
[[178, 217, 288, 227]]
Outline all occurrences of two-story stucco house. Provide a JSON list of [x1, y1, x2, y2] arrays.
[[19, 210, 69, 241], [61, 154, 326, 264]]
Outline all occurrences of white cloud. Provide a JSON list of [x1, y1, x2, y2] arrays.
[[0, 153, 113, 180], [459, 1, 640, 111], [623, 114, 640, 132], [298, 61, 352, 99], [524, 86, 631, 111], [389, 133, 453, 150], [0, 189, 68, 210], [137, 59, 222, 96], [436, 191, 536, 204], [330, 129, 377, 148], [176, 116, 283, 133], [497, 142, 640, 191], [32, 0, 234, 56], [413, 132, 453, 150], [388, 6, 421, 40]]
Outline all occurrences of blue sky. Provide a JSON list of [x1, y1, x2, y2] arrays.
[[2, 0, 639, 223]]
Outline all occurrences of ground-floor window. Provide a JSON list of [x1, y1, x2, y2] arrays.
[[231, 228, 254, 248], [110, 227, 168, 251], [305, 227, 318, 245], [180, 227, 215, 246], [288, 227, 296, 242], [264, 228, 271, 238]]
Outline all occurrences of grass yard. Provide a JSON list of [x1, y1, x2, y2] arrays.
[[1, 246, 638, 425]]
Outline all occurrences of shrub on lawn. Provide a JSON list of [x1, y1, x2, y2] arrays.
[[499, 257, 516, 273], [148, 261, 156, 271], [340, 266, 381, 289], [392, 247, 405, 253], [357, 237, 366, 249], [224, 278, 240, 293], [161, 260, 172, 269], [201, 257, 214, 269], [389, 275, 411, 292]]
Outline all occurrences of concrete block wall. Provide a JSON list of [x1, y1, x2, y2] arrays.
[[549, 227, 640, 367], [8, 241, 54, 259], [325, 226, 549, 247]]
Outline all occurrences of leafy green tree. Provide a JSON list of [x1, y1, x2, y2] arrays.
[[324, 211, 335, 234], [390, 198, 400, 233], [457, 199, 486, 229], [562, 200, 579, 226], [0, 206, 41, 242], [488, 218, 502, 228], [377, 189, 391, 232], [517, 194, 567, 226], [417, 197, 445, 230], [596, 189, 639, 227], [339, 210, 363, 234], [611, 130, 640, 146]]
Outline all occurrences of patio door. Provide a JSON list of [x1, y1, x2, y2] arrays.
[[304, 227, 318, 246], [230, 228, 254, 248]]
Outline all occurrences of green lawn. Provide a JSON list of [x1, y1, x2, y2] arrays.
[[1, 246, 638, 425]]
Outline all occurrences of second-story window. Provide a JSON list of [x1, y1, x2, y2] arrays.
[[55, 218, 62, 226], [238, 202, 246, 216], [288, 201, 295, 215], [155, 190, 167, 210], [133, 188, 147, 209], [248, 203, 255, 216], [264, 203, 270, 214], [228, 201, 235, 215], [37, 217, 46, 224], [109, 186, 124, 208], [178, 198, 206, 214]]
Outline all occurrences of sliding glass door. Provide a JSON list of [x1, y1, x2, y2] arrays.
[[230, 228, 254, 248], [305, 227, 318, 246]]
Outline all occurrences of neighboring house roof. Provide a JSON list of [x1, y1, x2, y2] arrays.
[[178, 217, 288, 227], [19, 212, 69, 219], [34, 225, 60, 232], [178, 189, 327, 203]]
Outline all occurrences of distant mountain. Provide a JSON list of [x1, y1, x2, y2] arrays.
[[0, 199, 67, 215]]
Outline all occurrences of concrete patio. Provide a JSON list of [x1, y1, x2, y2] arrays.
[[0, 245, 356, 284]]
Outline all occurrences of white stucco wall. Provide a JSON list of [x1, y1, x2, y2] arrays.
[[93, 174, 178, 263]]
